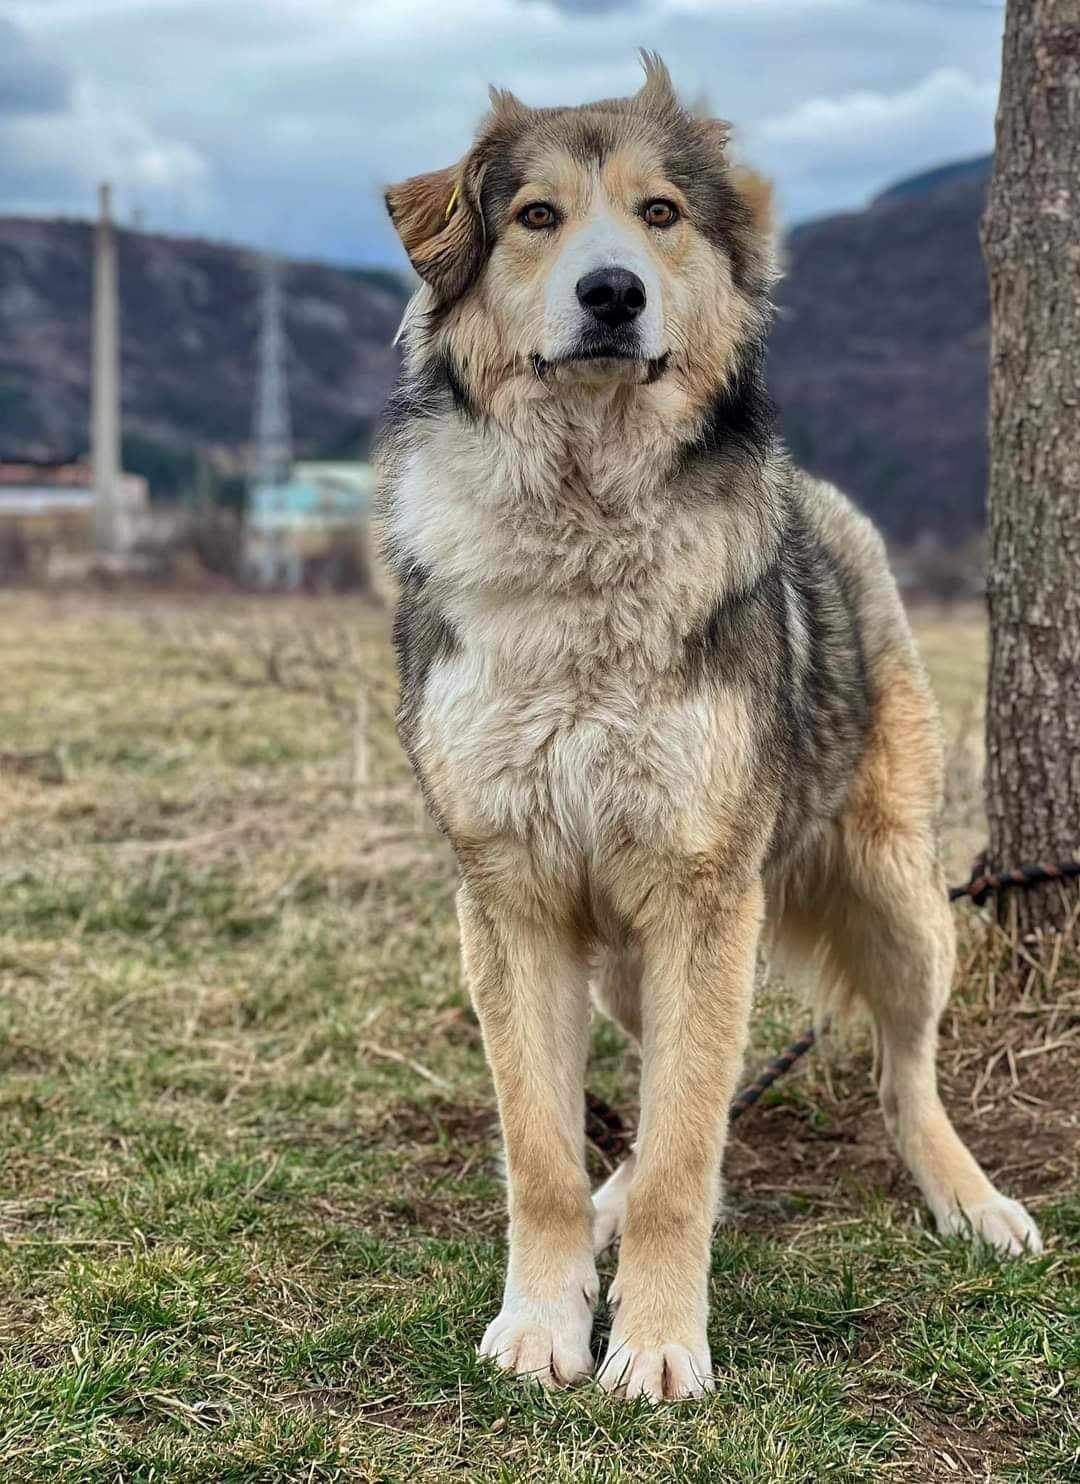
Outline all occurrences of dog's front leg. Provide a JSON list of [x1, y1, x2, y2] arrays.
[[599, 879, 762, 1402], [458, 880, 597, 1388]]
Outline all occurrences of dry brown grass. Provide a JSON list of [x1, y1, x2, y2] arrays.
[[0, 589, 1075, 1482]]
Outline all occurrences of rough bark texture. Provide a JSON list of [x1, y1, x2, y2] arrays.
[[981, 0, 1080, 935]]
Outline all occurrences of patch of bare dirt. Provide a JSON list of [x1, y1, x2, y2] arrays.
[[350, 1099, 505, 1241], [355, 1001, 1077, 1246], [902, 1416, 1021, 1482], [369, 1098, 500, 1168], [726, 1027, 1077, 1233]]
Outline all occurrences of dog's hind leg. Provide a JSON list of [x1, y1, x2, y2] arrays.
[[591, 942, 643, 1044], [589, 945, 641, 1254], [802, 669, 1042, 1256], [592, 1155, 637, 1255], [816, 845, 1041, 1254]]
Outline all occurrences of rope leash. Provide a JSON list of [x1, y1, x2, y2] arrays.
[[586, 856, 1079, 1150], [729, 1022, 819, 1124], [947, 858, 1080, 907], [731, 857, 1080, 1122]]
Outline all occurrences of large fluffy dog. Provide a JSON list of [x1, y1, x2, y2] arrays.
[[377, 55, 1041, 1402]]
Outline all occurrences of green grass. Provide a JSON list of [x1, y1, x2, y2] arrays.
[[0, 593, 1076, 1482]]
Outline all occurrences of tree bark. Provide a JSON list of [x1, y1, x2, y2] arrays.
[[981, 0, 1080, 936]]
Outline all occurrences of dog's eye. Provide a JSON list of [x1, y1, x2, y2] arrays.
[[642, 199, 679, 228], [518, 202, 558, 230]]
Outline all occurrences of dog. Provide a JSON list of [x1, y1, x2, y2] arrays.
[[376, 54, 1041, 1403]]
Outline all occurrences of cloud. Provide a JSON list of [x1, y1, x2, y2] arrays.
[[3, 0, 1005, 262], [517, 0, 643, 14], [0, 17, 71, 115], [0, 74, 211, 220], [750, 68, 998, 218]]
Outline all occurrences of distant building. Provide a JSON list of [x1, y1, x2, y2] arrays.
[[243, 461, 375, 590], [0, 461, 148, 580], [0, 182, 157, 584]]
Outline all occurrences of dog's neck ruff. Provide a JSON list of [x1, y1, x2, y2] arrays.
[[383, 342, 785, 623], [405, 335, 775, 487]]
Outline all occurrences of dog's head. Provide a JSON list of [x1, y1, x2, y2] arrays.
[[385, 53, 775, 407]]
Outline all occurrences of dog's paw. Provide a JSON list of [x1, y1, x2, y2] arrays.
[[938, 1193, 1043, 1257], [597, 1339, 713, 1402], [479, 1292, 595, 1389], [592, 1160, 634, 1255]]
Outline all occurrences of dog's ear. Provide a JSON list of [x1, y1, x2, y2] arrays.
[[729, 166, 775, 242], [635, 50, 680, 117], [729, 164, 780, 282], [694, 113, 732, 155], [385, 158, 486, 303]]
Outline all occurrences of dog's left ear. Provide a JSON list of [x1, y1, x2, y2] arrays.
[[385, 158, 485, 303], [729, 166, 775, 243], [729, 165, 780, 283]]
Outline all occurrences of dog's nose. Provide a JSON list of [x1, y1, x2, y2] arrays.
[[575, 268, 647, 329]]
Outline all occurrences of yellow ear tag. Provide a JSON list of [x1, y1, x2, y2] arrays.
[[444, 183, 461, 221]]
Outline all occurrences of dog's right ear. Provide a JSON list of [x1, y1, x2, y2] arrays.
[[385, 161, 485, 304], [729, 165, 780, 284]]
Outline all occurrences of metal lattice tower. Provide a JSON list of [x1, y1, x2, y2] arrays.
[[92, 182, 121, 553], [250, 254, 292, 490]]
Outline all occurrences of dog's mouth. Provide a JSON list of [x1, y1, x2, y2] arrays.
[[532, 350, 670, 387]]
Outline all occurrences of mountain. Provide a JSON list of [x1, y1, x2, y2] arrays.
[[770, 156, 992, 544], [871, 155, 991, 206], [0, 218, 406, 475], [0, 157, 993, 541]]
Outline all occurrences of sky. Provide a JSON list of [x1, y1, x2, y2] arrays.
[[2, 0, 1005, 270]]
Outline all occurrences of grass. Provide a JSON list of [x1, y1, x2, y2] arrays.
[[0, 591, 1076, 1482]]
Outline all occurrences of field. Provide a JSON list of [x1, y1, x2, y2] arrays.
[[0, 591, 1076, 1482]]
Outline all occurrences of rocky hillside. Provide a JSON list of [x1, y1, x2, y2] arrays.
[[0, 218, 406, 471], [0, 157, 992, 540], [771, 156, 991, 544]]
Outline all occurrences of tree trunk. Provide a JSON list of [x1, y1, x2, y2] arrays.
[[981, 0, 1080, 936]]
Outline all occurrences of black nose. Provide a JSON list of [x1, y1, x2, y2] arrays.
[[575, 267, 647, 329]]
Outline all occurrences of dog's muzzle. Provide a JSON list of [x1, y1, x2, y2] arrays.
[[532, 349, 670, 386]]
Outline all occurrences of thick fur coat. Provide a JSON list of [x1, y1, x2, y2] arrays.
[[377, 56, 1041, 1402]]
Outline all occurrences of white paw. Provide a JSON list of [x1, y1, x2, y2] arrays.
[[938, 1193, 1043, 1257], [592, 1160, 634, 1255], [479, 1290, 596, 1389], [598, 1339, 714, 1402]]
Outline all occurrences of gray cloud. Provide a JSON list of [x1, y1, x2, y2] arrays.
[[1, 0, 1004, 266], [518, 0, 643, 14], [0, 13, 207, 221], [0, 17, 71, 115]]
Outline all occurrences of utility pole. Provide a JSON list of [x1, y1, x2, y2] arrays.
[[92, 182, 121, 555], [251, 254, 292, 492]]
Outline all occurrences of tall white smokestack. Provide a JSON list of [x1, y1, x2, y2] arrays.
[[92, 181, 120, 553]]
